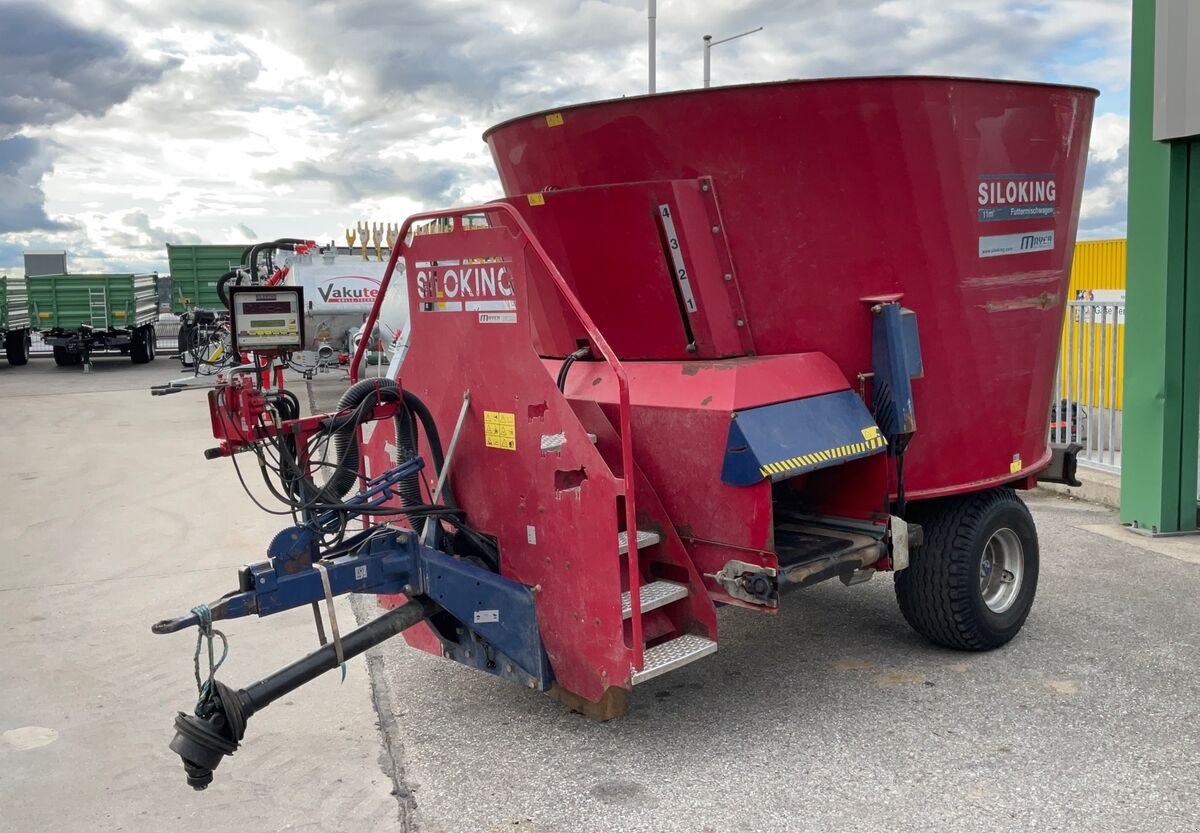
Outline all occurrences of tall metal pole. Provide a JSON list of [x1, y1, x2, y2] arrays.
[[703, 35, 712, 88], [648, 0, 656, 94], [701, 26, 763, 89]]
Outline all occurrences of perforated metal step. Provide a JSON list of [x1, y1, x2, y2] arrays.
[[621, 580, 688, 619], [617, 529, 660, 555], [631, 634, 718, 684]]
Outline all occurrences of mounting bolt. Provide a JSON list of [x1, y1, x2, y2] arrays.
[[736, 319, 745, 327], [527, 677, 538, 689], [711, 225, 720, 234], [464, 650, 473, 659], [724, 273, 733, 281], [505, 663, 514, 673], [701, 182, 710, 192]]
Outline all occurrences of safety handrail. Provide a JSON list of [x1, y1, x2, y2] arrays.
[[352, 202, 648, 672]]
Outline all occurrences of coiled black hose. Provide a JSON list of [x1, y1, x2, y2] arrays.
[[323, 380, 456, 512], [325, 379, 406, 501]]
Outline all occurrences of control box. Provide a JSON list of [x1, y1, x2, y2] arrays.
[[229, 286, 305, 353]]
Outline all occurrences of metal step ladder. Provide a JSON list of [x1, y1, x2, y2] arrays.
[[88, 287, 108, 328], [618, 528, 717, 685]]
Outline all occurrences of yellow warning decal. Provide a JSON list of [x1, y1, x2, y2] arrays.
[[758, 435, 887, 478], [1010, 455, 1023, 474], [545, 113, 564, 127], [527, 193, 546, 206], [484, 410, 516, 451], [861, 426, 881, 440]]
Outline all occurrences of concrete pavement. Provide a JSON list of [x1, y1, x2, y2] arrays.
[[364, 493, 1200, 833], [0, 358, 400, 832]]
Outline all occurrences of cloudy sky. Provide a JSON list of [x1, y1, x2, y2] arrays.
[[0, 0, 1131, 277]]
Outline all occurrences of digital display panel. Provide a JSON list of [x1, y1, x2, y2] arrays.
[[228, 286, 305, 352], [242, 301, 293, 314]]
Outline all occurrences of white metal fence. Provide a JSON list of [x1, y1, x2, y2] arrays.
[[1049, 300, 1124, 473]]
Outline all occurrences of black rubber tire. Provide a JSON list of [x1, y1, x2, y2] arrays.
[[146, 326, 156, 361], [894, 488, 1039, 650], [53, 346, 81, 367], [130, 326, 153, 364], [5, 330, 29, 366]]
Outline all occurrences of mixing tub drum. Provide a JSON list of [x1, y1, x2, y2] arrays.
[[483, 76, 1097, 499]]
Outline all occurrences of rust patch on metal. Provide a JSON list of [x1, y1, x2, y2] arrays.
[[981, 292, 1059, 312], [962, 270, 1060, 289], [681, 359, 748, 376]]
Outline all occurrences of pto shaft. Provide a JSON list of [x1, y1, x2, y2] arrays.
[[169, 596, 436, 789]]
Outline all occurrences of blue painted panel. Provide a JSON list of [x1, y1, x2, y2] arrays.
[[871, 303, 921, 442], [721, 389, 886, 486]]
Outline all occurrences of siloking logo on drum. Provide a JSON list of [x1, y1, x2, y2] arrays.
[[317, 275, 381, 304], [977, 174, 1057, 222]]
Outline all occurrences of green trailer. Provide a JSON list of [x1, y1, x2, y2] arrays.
[[1, 276, 32, 366], [166, 244, 245, 314], [27, 273, 159, 367]]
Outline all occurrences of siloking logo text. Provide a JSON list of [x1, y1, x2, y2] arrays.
[[977, 174, 1057, 222], [415, 263, 517, 314]]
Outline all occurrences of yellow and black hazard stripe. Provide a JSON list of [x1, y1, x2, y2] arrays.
[[758, 435, 887, 478]]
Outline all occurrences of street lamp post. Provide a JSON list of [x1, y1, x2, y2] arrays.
[[649, 0, 657, 94], [702, 26, 763, 88]]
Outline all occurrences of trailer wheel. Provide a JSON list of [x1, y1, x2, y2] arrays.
[[894, 488, 1038, 651], [130, 326, 153, 364], [5, 330, 29, 366], [53, 346, 81, 367]]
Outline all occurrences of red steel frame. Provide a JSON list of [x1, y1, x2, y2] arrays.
[[352, 203, 651, 671]]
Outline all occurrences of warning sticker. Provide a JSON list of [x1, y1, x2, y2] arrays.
[[484, 410, 516, 451], [861, 425, 882, 441]]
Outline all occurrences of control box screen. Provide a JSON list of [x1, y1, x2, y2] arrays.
[[229, 287, 305, 353]]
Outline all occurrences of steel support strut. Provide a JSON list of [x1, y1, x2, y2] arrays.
[[169, 597, 437, 790]]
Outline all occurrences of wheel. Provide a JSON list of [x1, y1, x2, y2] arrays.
[[53, 346, 81, 367], [5, 330, 29, 366], [130, 326, 153, 364], [894, 488, 1039, 650], [146, 326, 156, 361]]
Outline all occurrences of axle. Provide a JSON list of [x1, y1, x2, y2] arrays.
[[169, 596, 437, 790]]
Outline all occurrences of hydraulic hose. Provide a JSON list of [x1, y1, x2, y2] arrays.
[[245, 238, 308, 285], [319, 382, 459, 548], [323, 379, 408, 501], [556, 346, 591, 393], [215, 269, 240, 311], [401, 389, 456, 510]]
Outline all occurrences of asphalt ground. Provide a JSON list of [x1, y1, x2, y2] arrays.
[[0, 357, 399, 832], [1, 357, 1197, 832]]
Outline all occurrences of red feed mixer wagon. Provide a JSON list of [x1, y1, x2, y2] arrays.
[[154, 77, 1095, 787]]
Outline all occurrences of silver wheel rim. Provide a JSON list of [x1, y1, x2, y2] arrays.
[[979, 527, 1023, 614]]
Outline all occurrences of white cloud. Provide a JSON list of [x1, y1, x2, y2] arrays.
[[0, 0, 1134, 273]]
